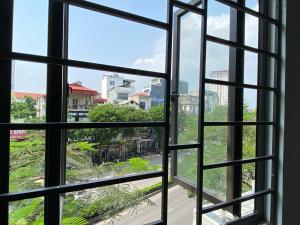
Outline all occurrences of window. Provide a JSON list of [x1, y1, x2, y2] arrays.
[[117, 92, 129, 100], [0, 0, 280, 225]]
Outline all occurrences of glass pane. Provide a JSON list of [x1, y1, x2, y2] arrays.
[[11, 61, 47, 123], [62, 178, 162, 224], [243, 126, 256, 159], [245, 13, 259, 49], [177, 12, 202, 144], [13, 0, 48, 55], [245, 0, 259, 11], [10, 130, 45, 192], [177, 149, 197, 185], [203, 167, 227, 201], [244, 51, 258, 86], [243, 88, 257, 121], [67, 67, 165, 122], [242, 163, 256, 194], [68, 6, 166, 72], [84, 0, 167, 22], [9, 197, 44, 225], [177, 0, 202, 7], [205, 42, 229, 81], [207, 0, 230, 41], [66, 128, 163, 184], [204, 126, 228, 164], [205, 84, 228, 122], [168, 183, 197, 225]]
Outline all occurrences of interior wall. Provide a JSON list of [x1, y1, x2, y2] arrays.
[[278, 0, 300, 224]]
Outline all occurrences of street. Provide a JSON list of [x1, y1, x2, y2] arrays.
[[96, 184, 196, 225]]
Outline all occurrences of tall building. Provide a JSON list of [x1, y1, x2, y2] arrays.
[[143, 78, 165, 106], [207, 70, 229, 106]]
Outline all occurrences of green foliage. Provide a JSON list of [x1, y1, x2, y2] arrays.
[[11, 96, 37, 120], [9, 198, 44, 225], [116, 157, 161, 175], [62, 217, 89, 225]]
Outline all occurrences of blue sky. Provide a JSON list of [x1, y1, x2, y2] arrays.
[[12, 0, 259, 108]]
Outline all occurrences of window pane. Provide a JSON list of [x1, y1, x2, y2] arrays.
[[207, 0, 230, 41], [243, 126, 256, 159], [177, 0, 202, 7], [66, 128, 163, 184], [204, 126, 228, 164], [245, 0, 259, 11], [205, 84, 228, 122], [9, 197, 44, 225], [244, 51, 258, 86], [62, 178, 162, 224], [243, 88, 257, 121], [177, 12, 202, 144], [177, 149, 197, 185], [205, 42, 229, 81], [68, 6, 166, 72], [10, 130, 45, 192], [203, 167, 227, 201], [245, 13, 259, 49], [13, 0, 48, 55], [11, 61, 47, 123], [67, 67, 165, 122], [168, 183, 197, 225], [84, 0, 167, 22]]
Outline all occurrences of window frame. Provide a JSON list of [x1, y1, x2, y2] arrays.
[[0, 0, 280, 225]]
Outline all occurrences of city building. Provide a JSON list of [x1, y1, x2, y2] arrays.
[[101, 74, 135, 100], [207, 70, 229, 106], [179, 95, 199, 114], [143, 78, 165, 106], [11, 91, 46, 118], [128, 92, 151, 110], [118, 99, 141, 109], [67, 82, 97, 120]]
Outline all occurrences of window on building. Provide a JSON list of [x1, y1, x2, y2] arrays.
[[110, 81, 115, 85], [0, 0, 279, 225], [117, 92, 129, 100]]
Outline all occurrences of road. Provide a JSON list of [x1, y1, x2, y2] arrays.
[[95, 185, 196, 225]]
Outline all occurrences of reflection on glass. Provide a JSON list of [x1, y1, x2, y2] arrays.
[[9, 198, 44, 225], [68, 6, 166, 72], [204, 126, 228, 164], [67, 67, 165, 123], [11, 61, 47, 123], [62, 178, 162, 224], [177, 149, 197, 185], [66, 128, 163, 184], [10, 130, 45, 192], [177, 12, 202, 144], [13, 0, 48, 55]]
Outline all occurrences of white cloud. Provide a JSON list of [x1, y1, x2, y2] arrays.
[[132, 36, 166, 73]]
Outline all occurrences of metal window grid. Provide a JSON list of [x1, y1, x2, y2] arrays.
[[0, 0, 281, 224]]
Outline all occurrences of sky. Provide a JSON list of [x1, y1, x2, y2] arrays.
[[12, 0, 259, 108]]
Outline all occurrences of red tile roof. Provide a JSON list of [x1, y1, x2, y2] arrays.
[[69, 83, 97, 96], [93, 96, 107, 103], [12, 91, 46, 101]]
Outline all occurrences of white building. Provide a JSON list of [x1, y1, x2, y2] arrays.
[[128, 92, 151, 110], [207, 70, 228, 106], [101, 74, 135, 100]]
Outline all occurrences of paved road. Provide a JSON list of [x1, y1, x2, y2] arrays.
[[96, 185, 196, 225]]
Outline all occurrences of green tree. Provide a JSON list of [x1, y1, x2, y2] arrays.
[[11, 96, 37, 120]]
